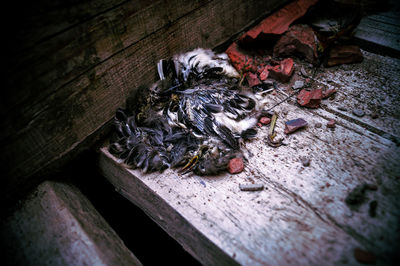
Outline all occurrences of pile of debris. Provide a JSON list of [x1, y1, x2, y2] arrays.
[[109, 0, 366, 176]]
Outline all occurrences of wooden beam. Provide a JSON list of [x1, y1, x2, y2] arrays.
[[1, 181, 142, 265]]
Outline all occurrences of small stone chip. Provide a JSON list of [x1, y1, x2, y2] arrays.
[[292, 80, 304, 90], [327, 119, 336, 128], [259, 117, 271, 125], [228, 158, 244, 174], [352, 109, 365, 117], [300, 156, 310, 167], [239, 184, 264, 191], [284, 118, 308, 134]]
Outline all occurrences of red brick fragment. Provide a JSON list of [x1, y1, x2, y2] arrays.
[[264, 58, 294, 83], [284, 118, 308, 134], [322, 88, 337, 99], [273, 24, 319, 64], [297, 89, 323, 108], [353, 248, 376, 264], [325, 45, 363, 67], [259, 117, 271, 125], [327, 119, 336, 128], [246, 72, 261, 87], [226, 43, 254, 72], [226, 42, 259, 73], [238, 0, 319, 45], [228, 158, 244, 174], [259, 67, 270, 81]]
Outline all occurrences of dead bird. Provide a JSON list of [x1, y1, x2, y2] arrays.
[[165, 82, 260, 149], [110, 47, 270, 175], [109, 108, 199, 172], [158, 48, 240, 85]]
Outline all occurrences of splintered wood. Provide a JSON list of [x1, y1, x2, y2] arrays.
[[99, 50, 400, 265]]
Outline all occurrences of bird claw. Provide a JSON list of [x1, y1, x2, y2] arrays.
[[266, 134, 283, 148], [179, 155, 199, 173]]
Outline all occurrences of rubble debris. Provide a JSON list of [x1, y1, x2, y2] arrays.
[[246, 72, 261, 87], [293, 80, 305, 90], [239, 183, 264, 191], [258, 58, 295, 82], [238, 0, 319, 46], [273, 24, 319, 64], [297, 89, 323, 108], [322, 88, 336, 99], [225, 42, 257, 73], [370, 112, 379, 119], [259, 117, 271, 125], [325, 45, 363, 67], [352, 108, 365, 117], [315, 122, 322, 128], [327, 119, 336, 128], [228, 158, 244, 174], [259, 67, 270, 81], [269, 58, 294, 82], [353, 248, 376, 264], [345, 183, 378, 210], [284, 118, 308, 134], [300, 66, 310, 77], [300, 156, 311, 167], [368, 200, 378, 217]]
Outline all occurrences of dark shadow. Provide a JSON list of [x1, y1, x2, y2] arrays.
[[65, 150, 201, 266]]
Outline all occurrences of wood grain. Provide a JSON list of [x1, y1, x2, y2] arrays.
[[1, 181, 142, 265], [98, 50, 400, 265], [1, 0, 284, 207], [354, 5, 400, 58]]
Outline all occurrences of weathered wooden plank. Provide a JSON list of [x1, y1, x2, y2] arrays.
[[0, 181, 142, 266], [99, 147, 361, 265], [98, 50, 400, 265], [5, 0, 128, 53], [354, 7, 400, 57], [2, 0, 209, 127], [314, 49, 400, 138], [1, 0, 285, 204]]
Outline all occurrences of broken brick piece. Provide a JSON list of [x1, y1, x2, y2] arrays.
[[238, 0, 319, 45], [284, 118, 308, 134], [267, 58, 294, 82], [228, 158, 244, 174], [322, 88, 337, 99], [246, 72, 261, 87], [327, 119, 336, 128], [259, 67, 270, 81], [226, 42, 256, 73], [297, 89, 323, 108], [273, 24, 319, 64], [325, 45, 363, 67], [259, 117, 271, 125]]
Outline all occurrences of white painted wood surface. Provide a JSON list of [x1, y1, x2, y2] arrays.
[[98, 50, 400, 265]]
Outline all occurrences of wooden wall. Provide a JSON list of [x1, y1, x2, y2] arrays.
[[1, 0, 284, 206]]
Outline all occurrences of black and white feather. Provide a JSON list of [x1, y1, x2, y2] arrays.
[[158, 48, 239, 84]]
